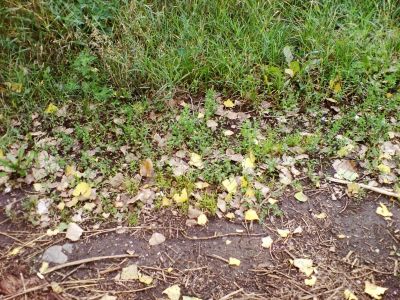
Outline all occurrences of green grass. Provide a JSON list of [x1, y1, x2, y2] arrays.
[[1, 0, 399, 211]]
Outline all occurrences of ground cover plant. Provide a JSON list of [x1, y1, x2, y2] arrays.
[[0, 0, 400, 299]]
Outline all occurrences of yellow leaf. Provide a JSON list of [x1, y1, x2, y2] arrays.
[[228, 257, 241, 266], [268, 198, 278, 205], [314, 212, 327, 219], [138, 273, 153, 285], [197, 213, 208, 226], [50, 282, 63, 293], [139, 158, 154, 178], [9, 247, 22, 256], [225, 212, 235, 219], [294, 191, 308, 202], [304, 275, 317, 286], [377, 164, 391, 174], [277, 229, 290, 238], [45, 103, 59, 114], [337, 144, 354, 157], [240, 176, 248, 188], [344, 289, 358, 300], [46, 228, 59, 236], [65, 165, 75, 177], [189, 153, 204, 169], [376, 202, 393, 218], [0, 149, 4, 159], [292, 258, 314, 277], [195, 181, 209, 189], [242, 151, 256, 172], [337, 234, 347, 239], [5, 82, 23, 93], [223, 99, 235, 108], [72, 182, 91, 199], [261, 236, 273, 249], [364, 281, 387, 300], [39, 262, 49, 274], [173, 188, 188, 203], [222, 178, 237, 194], [163, 285, 181, 300], [347, 182, 360, 195], [57, 202, 65, 210], [329, 77, 342, 93], [162, 197, 171, 207], [245, 187, 255, 198], [244, 209, 259, 221]]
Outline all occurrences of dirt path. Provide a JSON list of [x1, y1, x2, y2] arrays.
[[0, 187, 399, 300]]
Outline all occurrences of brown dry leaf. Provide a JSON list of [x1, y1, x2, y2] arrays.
[[139, 158, 154, 178]]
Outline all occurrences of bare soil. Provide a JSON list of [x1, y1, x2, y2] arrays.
[[0, 185, 399, 300]]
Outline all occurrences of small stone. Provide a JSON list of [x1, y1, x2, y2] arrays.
[[66, 223, 83, 241], [62, 243, 74, 254], [42, 245, 68, 264]]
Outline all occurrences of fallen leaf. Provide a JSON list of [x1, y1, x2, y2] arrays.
[[228, 257, 241, 266], [268, 198, 278, 205], [140, 159, 154, 178], [44, 103, 58, 114], [65, 223, 83, 241], [293, 226, 303, 234], [9, 247, 22, 256], [333, 159, 358, 181], [65, 165, 75, 177], [206, 119, 218, 131], [376, 203, 392, 218], [163, 284, 181, 300], [344, 289, 358, 300], [120, 264, 139, 280], [162, 197, 171, 206], [39, 262, 49, 273], [244, 209, 259, 221], [189, 153, 204, 169], [283, 46, 293, 64], [314, 212, 327, 219], [50, 282, 63, 293], [222, 178, 237, 194], [292, 258, 314, 277], [223, 130, 234, 136], [195, 181, 209, 189], [72, 182, 91, 199], [364, 281, 387, 299], [294, 192, 308, 202], [242, 151, 256, 173], [277, 229, 290, 238], [223, 99, 235, 108], [347, 182, 360, 195], [173, 188, 188, 203], [329, 77, 342, 93], [304, 275, 317, 286], [261, 236, 273, 249], [138, 273, 153, 285], [100, 295, 117, 300], [337, 144, 355, 157], [225, 212, 235, 219], [197, 213, 208, 226], [377, 164, 391, 175], [149, 232, 166, 246]]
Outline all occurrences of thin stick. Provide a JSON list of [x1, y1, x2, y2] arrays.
[[2, 284, 49, 300], [206, 254, 229, 263], [326, 177, 400, 199], [42, 254, 137, 274], [182, 232, 264, 240], [219, 288, 244, 300]]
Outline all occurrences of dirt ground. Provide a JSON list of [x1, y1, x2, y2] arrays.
[[0, 183, 399, 300]]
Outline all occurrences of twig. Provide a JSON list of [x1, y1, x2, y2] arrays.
[[326, 177, 400, 199], [182, 231, 264, 240], [42, 254, 137, 274], [0, 232, 24, 244], [2, 284, 49, 300], [219, 288, 244, 300], [206, 254, 229, 263]]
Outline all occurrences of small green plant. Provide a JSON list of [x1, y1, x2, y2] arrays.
[[0, 146, 36, 177], [199, 193, 218, 215], [127, 211, 139, 226]]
